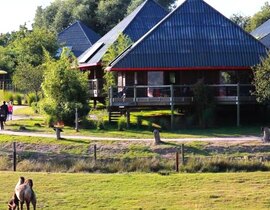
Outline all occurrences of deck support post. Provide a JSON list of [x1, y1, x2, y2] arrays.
[[237, 83, 240, 127], [170, 84, 174, 130]]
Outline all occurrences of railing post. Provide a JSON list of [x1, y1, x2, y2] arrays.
[[170, 84, 174, 130], [237, 83, 240, 127], [133, 85, 137, 103]]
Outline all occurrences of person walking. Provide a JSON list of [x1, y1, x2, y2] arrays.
[[8, 101, 13, 120], [1, 101, 8, 123], [0, 106, 5, 130]]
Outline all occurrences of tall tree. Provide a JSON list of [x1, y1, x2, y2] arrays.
[[127, 0, 175, 14], [41, 48, 90, 125], [252, 52, 270, 104], [230, 14, 250, 30], [12, 63, 44, 102], [11, 28, 58, 66], [33, 0, 176, 35], [102, 33, 133, 93], [246, 2, 270, 32]]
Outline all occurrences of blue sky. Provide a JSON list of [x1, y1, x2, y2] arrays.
[[0, 0, 269, 34]]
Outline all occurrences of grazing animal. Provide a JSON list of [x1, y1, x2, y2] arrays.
[[15, 177, 36, 210]]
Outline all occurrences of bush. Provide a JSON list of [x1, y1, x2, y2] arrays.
[[4, 91, 14, 102], [118, 116, 127, 131], [181, 157, 270, 173], [15, 94, 22, 105], [0, 156, 11, 170], [26, 93, 39, 106], [136, 116, 143, 128]]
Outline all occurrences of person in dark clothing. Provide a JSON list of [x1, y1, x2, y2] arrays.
[[1, 101, 8, 122], [0, 106, 5, 130]]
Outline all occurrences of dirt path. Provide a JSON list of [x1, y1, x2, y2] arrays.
[[0, 129, 261, 142]]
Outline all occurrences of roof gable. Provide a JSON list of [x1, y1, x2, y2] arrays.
[[78, 0, 168, 65], [109, 0, 268, 70], [251, 19, 270, 40], [251, 19, 270, 48], [58, 21, 101, 57]]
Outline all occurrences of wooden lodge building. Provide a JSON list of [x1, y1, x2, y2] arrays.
[[78, 0, 168, 104], [106, 0, 269, 126]]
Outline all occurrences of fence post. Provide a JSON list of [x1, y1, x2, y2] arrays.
[[175, 151, 179, 172], [75, 107, 79, 132], [94, 144, 97, 162], [181, 144, 185, 165], [13, 142, 16, 172]]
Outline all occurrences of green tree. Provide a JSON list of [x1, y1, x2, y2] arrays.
[[102, 33, 133, 93], [230, 13, 250, 29], [127, 0, 175, 14], [246, 2, 270, 32], [252, 52, 270, 104], [11, 28, 58, 66], [12, 62, 44, 102], [41, 48, 90, 125], [33, 0, 176, 35], [192, 79, 216, 128]]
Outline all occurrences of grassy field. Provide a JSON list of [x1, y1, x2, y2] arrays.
[[1, 171, 270, 209]]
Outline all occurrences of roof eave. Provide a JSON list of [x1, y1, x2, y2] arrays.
[[109, 66, 252, 71]]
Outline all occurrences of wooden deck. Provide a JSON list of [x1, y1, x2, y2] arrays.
[[109, 84, 257, 107]]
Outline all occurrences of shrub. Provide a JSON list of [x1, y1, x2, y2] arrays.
[[136, 116, 143, 128], [26, 93, 38, 106], [4, 91, 14, 102], [118, 116, 127, 131], [15, 94, 22, 105], [0, 156, 11, 170]]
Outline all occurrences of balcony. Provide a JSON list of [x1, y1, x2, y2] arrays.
[[109, 84, 257, 107]]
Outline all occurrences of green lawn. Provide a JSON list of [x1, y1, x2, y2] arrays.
[[1, 172, 270, 209]]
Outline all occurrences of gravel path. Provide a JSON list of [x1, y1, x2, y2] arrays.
[[0, 105, 262, 142], [0, 129, 261, 142]]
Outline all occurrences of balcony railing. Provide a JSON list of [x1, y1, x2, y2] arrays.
[[109, 84, 257, 107]]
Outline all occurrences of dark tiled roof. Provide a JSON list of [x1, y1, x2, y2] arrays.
[[251, 19, 270, 48], [78, 0, 168, 65], [58, 21, 101, 57], [109, 0, 268, 71]]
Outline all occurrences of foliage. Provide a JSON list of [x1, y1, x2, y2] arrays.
[[41, 48, 90, 125], [14, 94, 22, 105], [245, 2, 270, 32], [118, 115, 127, 131], [192, 79, 216, 128], [10, 28, 58, 66], [252, 52, 270, 104], [0, 27, 58, 75], [230, 13, 250, 29], [33, 0, 175, 35], [13, 63, 44, 101], [127, 0, 175, 14], [25, 92, 40, 106], [102, 33, 133, 94]]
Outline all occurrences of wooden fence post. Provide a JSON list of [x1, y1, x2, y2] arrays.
[[175, 151, 179, 172], [13, 142, 16, 172], [94, 144, 97, 162], [181, 144, 185, 165]]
